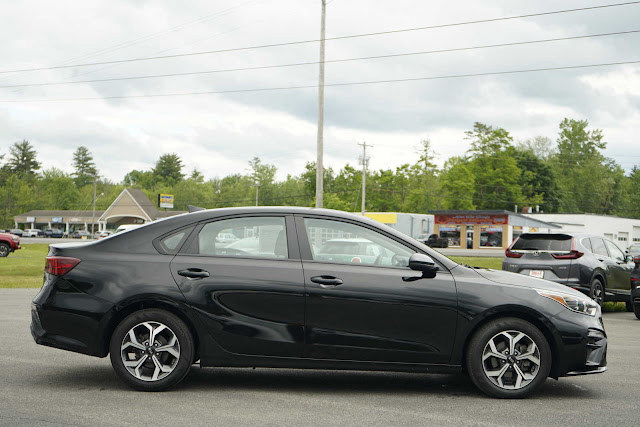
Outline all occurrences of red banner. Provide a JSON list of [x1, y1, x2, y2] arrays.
[[435, 214, 507, 225]]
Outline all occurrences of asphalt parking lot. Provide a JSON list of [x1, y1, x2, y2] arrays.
[[1, 289, 638, 427]]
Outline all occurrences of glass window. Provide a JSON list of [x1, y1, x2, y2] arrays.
[[303, 218, 413, 267], [197, 217, 287, 259], [604, 239, 625, 261], [439, 225, 461, 247], [513, 234, 571, 251], [480, 226, 503, 248], [580, 237, 593, 253], [590, 238, 608, 257], [157, 227, 193, 254]]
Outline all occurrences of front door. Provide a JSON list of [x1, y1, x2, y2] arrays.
[[297, 216, 458, 364], [170, 215, 305, 358]]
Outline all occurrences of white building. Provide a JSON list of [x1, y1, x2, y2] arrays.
[[524, 213, 640, 249]]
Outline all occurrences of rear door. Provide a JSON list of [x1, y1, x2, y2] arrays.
[[603, 239, 633, 291], [169, 214, 305, 358], [297, 215, 458, 364], [503, 234, 574, 284]]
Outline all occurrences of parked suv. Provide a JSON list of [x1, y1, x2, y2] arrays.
[[631, 256, 640, 319], [503, 233, 634, 306], [0, 232, 21, 257], [423, 233, 449, 248]]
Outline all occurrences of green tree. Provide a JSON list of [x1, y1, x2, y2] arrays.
[[551, 118, 621, 214], [464, 123, 522, 210], [440, 156, 475, 210], [7, 140, 41, 177], [152, 153, 184, 185], [72, 146, 98, 188]]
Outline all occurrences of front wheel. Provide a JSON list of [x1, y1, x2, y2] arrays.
[[109, 309, 194, 391], [466, 318, 551, 398], [589, 278, 605, 306], [0, 243, 10, 257]]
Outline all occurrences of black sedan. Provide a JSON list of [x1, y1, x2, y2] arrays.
[[31, 207, 607, 398]]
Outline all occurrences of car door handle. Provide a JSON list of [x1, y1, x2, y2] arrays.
[[178, 268, 210, 279], [310, 275, 343, 286]]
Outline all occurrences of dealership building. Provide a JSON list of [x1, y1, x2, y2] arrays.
[[13, 189, 184, 234], [429, 210, 560, 249]]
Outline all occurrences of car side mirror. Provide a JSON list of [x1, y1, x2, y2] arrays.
[[408, 253, 439, 279]]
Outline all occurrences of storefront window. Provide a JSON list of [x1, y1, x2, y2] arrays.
[[439, 225, 461, 247], [480, 226, 503, 247]]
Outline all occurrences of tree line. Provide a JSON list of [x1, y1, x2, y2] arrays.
[[1, 118, 640, 228]]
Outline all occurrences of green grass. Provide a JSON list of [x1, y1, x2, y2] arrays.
[[449, 256, 503, 270], [0, 244, 48, 288]]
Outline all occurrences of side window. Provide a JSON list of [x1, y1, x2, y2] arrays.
[[303, 218, 413, 267], [604, 239, 625, 262], [580, 237, 592, 253], [156, 227, 193, 254], [590, 238, 609, 258], [197, 217, 287, 259]]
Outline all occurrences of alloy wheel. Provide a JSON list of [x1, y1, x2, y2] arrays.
[[481, 330, 540, 390], [120, 321, 180, 382]]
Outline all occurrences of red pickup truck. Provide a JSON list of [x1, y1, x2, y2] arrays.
[[0, 232, 21, 257]]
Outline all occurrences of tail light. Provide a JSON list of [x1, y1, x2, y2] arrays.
[[551, 250, 583, 259], [634, 256, 640, 264], [505, 239, 523, 258], [551, 237, 583, 259], [45, 256, 80, 276]]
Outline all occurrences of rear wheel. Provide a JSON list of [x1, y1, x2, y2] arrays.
[[589, 278, 605, 306], [0, 243, 10, 257], [466, 318, 551, 398], [626, 301, 634, 312], [109, 309, 194, 391], [634, 303, 640, 320]]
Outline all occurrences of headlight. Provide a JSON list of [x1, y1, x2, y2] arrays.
[[536, 289, 599, 317]]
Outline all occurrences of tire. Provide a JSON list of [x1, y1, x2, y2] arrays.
[[634, 303, 640, 320], [0, 243, 10, 257], [466, 317, 552, 398], [109, 309, 194, 391], [626, 301, 634, 313], [589, 278, 605, 306]]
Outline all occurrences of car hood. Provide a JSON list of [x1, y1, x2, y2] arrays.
[[471, 267, 587, 298]]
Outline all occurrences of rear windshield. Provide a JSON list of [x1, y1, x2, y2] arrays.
[[511, 234, 572, 251]]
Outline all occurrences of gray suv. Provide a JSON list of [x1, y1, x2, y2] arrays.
[[503, 233, 634, 307]]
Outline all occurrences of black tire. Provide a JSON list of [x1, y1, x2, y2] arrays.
[[0, 243, 10, 257], [625, 301, 634, 312], [589, 278, 605, 306], [109, 309, 194, 391], [634, 303, 640, 320], [466, 317, 552, 398]]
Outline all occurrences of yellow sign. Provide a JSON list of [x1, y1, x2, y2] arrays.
[[364, 213, 398, 224], [159, 194, 174, 209]]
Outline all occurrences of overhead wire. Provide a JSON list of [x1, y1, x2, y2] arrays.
[[2, 59, 639, 103], [1, 29, 638, 89], [1, 1, 638, 75]]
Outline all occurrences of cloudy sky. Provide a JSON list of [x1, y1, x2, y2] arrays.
[[1, 0, 639, 182]]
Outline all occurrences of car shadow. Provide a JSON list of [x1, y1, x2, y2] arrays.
[[27, 364, 602, 400]]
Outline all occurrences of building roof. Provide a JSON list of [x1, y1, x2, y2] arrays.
[[15, 210, 105, 219]]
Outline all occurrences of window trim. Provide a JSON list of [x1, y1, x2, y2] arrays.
[[177, 213, 300, 260], [152, 225, 196, 255], [293, 214, 449, 271]]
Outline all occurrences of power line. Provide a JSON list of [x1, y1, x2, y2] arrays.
[[2, 29, 638, 89], [2, 59, 639, 103], [1, 1, 638, 75]]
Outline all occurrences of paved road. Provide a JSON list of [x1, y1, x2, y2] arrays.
[[1, 289, 638, 427]]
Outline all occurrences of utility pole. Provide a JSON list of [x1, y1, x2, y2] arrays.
[[92, 177, 97, 235], [358, 142, 372, 215], [315, 0, 327, 208], [252, 184, 260, 206]]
